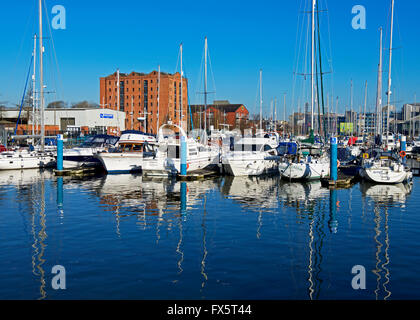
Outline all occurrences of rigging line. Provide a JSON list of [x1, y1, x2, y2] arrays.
[[291, 0, 306, 113], [9, 3, 35, 104], [316, 0, 327, 141], [314, 38, 321, 136], [194, 44, 205, 105], [393, 14, 405, 105], [207, 47, 217, 101], [254, 72, 260, 120], [322, 0, 334, 105], [300, 6, 310, 119], [174, 45, 180, 75], [14, 54, 34, 136], [183, 68, 194, 131]]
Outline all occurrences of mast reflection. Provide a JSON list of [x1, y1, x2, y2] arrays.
[[360, 181, 412, 300], [0, 169, 51, 300]]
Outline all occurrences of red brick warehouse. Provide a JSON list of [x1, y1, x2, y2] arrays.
[[190, 100, 250, 132], [100, 70, 188, 134]]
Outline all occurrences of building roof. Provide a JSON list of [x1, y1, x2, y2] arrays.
[[102, 70, 174, 79], [190, 104, 247, 113]]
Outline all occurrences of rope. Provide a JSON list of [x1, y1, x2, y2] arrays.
[[14, 54, 34, 137]]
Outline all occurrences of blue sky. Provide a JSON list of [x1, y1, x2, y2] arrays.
[[0, 0, 419, 118]]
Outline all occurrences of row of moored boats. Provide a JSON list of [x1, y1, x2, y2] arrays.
[[0, 124, 413, 185]]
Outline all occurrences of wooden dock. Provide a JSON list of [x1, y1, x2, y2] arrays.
[[320, 173, 356, 189], [54, 167, 98, 176]]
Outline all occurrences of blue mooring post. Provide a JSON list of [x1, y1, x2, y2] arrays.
[[330, 136, 338, 181], [401, 135, 406, 164], [180, 181, 187, 215], [57, 134, 63, 171], [328, 189, 338, 233], [57, 176, 63, 214], [180, 135, 187, 176]]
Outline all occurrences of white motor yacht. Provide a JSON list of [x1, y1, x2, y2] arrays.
[[141, 123, 219, 176], [221, 132, 279, 176], [62, 134, 119, 169], [96, 130, 157, 173]]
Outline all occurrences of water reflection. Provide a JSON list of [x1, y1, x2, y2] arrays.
[[77, 174, 218, 292], [360, 182, 412, 205], [0, 169, 51, 300], [0, 169, 417, 299], [220, 176, 331, 300], [360, 182, 412, 300]]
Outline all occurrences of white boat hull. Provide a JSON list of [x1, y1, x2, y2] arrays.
[[141, 154, 214, 176], [62, 147, 104, 169], [279, 160, 329, 181], [0, 153, 55, 170], [97, 153, 143, 173], [361, 167, 412, 184], [222, 158, 278, 176]]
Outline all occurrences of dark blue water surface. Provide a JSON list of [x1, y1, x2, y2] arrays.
[[0, 169, 419, 300]]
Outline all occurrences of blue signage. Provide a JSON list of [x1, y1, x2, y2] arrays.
[[100, 113, 114, 119]]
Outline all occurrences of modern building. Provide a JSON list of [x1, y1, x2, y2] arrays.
[[0, 107, 125, 136], [402, 103, 420, 121], [100, 70, 188, 134], [190, 100, 249, 131]]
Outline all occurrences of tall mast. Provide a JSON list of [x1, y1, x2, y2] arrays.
[[386, 0, 395, 146], [350, 79, 353, 134], [326, 94, 329, 135], [274, 98, 277, 132], [259, 69, 263, 131], [39, 0, 44, 151], [270, 99, 273, 130], [131, 95, 134, 130], [180, 43, 183, 129], [157, 65, 160, 133], [204, 37, 208, 133], [101, 96, 105, 133], [335, 96, 338, 136], [311, 0, 316, 130], [363, 81, 367, 137], [414, 93, 417, 138], [283, 92, 286, 135], [376, 27, 383, 136], [32, 34, 37, 136], [117, 68, 120, 111]]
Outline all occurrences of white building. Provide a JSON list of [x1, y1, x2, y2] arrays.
[[44, 108, 125, 132], [0, 107, 126, 133]]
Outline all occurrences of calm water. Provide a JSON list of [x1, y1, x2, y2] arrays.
[[0, 169, 419, 300]]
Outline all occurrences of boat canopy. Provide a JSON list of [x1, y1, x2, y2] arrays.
[[300, 130, 315, 144], [276, 142, 298, 155], [81, 134, 119, 147], [121, 130, 156, 137]]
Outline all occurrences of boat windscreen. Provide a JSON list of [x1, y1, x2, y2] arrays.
[[232, 144, 262, 152]]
